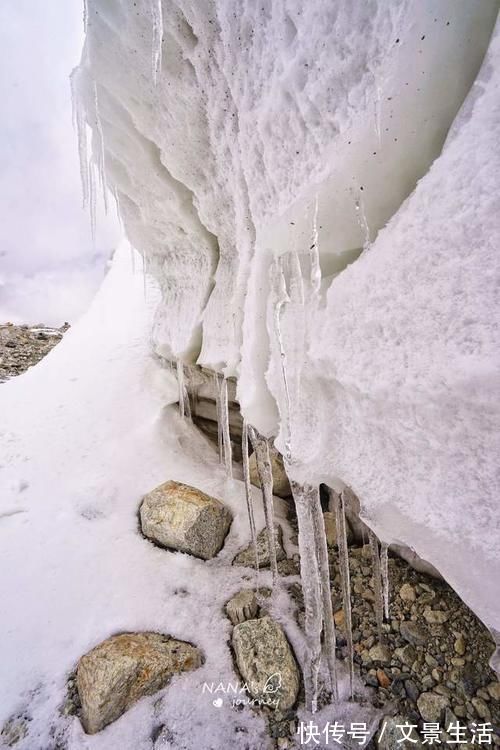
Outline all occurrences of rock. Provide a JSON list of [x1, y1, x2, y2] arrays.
[[404, 679, 420, 703], [140, 481, 232, 560], [395, 644, 417, 667], [0, 718, 28, 747], [471, 697, 491, 720], [423, 607, 449, 625], [232, 616, 300, 711], [232, 524, 286, 569], [487, 681, 500, 700], [368, 643, 391, 663], [425, 654, 438, 669], [334, 609, 345, 630], [454, 635, 466, 656], [399, 583, 416, 602], [400, 621, 428, 647], [376, 715, 423, 750], [225, 589, 259, 625], [323, 511, 353, 546], [77, 632, 202, 734], [377, 669, 391, 689], [249, 445, 291, 498], [416, 692, 449, 722]]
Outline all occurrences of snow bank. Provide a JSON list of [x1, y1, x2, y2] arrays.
[[76, 1, 500, 636]]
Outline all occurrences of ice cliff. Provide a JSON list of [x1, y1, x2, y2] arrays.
[[74, 1, 500, 641]]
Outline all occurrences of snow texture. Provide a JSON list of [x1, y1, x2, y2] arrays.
[[73, 0, 500, 654]]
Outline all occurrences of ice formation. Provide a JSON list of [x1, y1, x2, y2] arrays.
[[75, 0, 500, 651]]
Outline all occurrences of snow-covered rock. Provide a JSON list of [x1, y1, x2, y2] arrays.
[[75, 0, 500, 649]]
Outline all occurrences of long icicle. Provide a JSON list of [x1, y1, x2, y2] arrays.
[[242, 420, 259, 582], [248, 426, 277, 583], [291, 481, 323, 713], [176, 360, 191, 420], [214, 373, 224, 464], [381, 542, 390, 621], [334, 489, 354, 698], [220, 377, 233, 478], [310, 486, 338, 701], [369, 530, 384, 639]]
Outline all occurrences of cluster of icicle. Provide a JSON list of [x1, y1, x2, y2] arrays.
[[174, 359, 391, 714]]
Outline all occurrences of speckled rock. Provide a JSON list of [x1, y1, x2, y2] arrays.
[[232, 616, 300, 711], [416, 692, 449, 722], [400, 621, 428, 646], [140, 480, 232, 560], [77, 632, 202, 734], [232, 524, 286, 569]]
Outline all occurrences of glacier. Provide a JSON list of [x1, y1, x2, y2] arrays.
[[73, 0, 500, 639]]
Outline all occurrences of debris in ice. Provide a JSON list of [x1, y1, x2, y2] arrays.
[[381, 542, 390, 621], [332, 489, 354, 698], [242, 420, 259, 581], [369, 530, 384, 638], [247, 425, 277, 582]]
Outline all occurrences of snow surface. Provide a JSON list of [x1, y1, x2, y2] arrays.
[[75, 0, 500, 641]]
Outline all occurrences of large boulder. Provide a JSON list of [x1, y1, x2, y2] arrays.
[[249, 445, 291, 498], [77, 632, 202, 734], [232, 524, 286, 569], [232, 616, 300, 711], [140, 480, 232, 560]]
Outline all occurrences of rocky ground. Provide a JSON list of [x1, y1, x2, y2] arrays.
[[0, 322, 68, 382]]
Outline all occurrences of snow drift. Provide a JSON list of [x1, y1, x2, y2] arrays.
[[75, 0, 500, 643]]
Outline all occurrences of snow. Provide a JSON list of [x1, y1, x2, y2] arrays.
[[74, 0, 500, 646]]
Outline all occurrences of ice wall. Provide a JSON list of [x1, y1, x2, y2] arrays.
[[76, 1, 500, 634]]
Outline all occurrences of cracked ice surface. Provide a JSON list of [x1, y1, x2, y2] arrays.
[[79, 0, 500, 634]]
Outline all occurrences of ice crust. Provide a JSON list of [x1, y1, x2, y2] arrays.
[[77, 0, 500, 635]]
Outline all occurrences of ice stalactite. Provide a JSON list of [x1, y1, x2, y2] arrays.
[[310, 487, 338, 700], [331, 489, 354, 698], [70, 69, 90, 212], [247, 426, 277, 582], [369, 530, 384, 639], [355, 196, 371, 253], [213, 373, 224, 464], [219, 377, 233, 478], [381, 542, 390, 621], [242, 420, 259, 582], [151, 0, 163, 85], [93, 82, 108, 215], [176, 360, 191, 420], [309, 196, 322, 297], [271, 256, 293, 463]]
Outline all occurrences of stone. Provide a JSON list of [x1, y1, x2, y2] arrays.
[[454, 635, 466, 656], [0, 718, 28, 747], [368, 643, 391, 663], [323, 511, 353, 546], [404, 679, 420, 703], [377, 715, 423, 750], [399, 584, 416, 602], [232, 524, 286, 569], [400, 621, 428, 647], [232, 616, 300, 711], [140, 481, 232, 560], [423, 608, 449, 625], [416, 692, 449, 723], [249, 445, 291, 498], [471, 697, 491, 719], [487, 681, 500, 700], [77, 632, 202, 734], [334, 609, 345, 630], [377, 669, 391, 689], [225, 589, 259, 625], [395, 644, 416, 667], [425, 654, 438, 669]]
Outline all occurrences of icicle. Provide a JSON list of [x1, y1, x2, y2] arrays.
[[89, 160, 97, 244], [355, 196, 371, 253], [332, 489, 354, 698], [93, 82, 108, 215], [242, 420, 259, 581], [220, 377, 233, 477], [310, 487, 338, 700], [271, 256, 293, 463], [151, 0, 163, 85], [309, 196, 321, 296], [83, 0, 88, 33], [381, 542, 390, 621], [290, 481, 323, 712], [214, 373, 224, 464], [248, 426, 277, 583], [176, 360, 191, 420], [70, 69, 90, 210], [369, 530, 384, 639]]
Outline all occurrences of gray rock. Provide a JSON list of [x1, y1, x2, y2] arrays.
[[399, 584, 416, 603], [77, 632, 202, 734], [225, 589, 259, 625], [454, 635, 466, 656], [140, 481, 232, 560], [471, 697, 491, 720], [487, 681, 500, 700], [233, 524, 286, 569], [368, 643, 391, 663], [400, 621, 428, 647], [249, 445, 291, 498], [395, 644, 417, 667], [423, 607, 449, 625], [232, 616, 300, 711], [404, 679, 420, 703], [416, 692, 449, 722]]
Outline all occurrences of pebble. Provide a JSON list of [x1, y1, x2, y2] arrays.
[[400, 621, 428, 646], [487, 681, 500, 700], [416, 692, 449, 722], [454, 635, 466, 655], [368, 643, 391, 663], [399, 583, 416, 602], [423, 607, 449, 625], [471, 697, 490, 720]]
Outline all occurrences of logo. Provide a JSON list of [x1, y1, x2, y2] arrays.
[[202, 673, 282, 709]]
